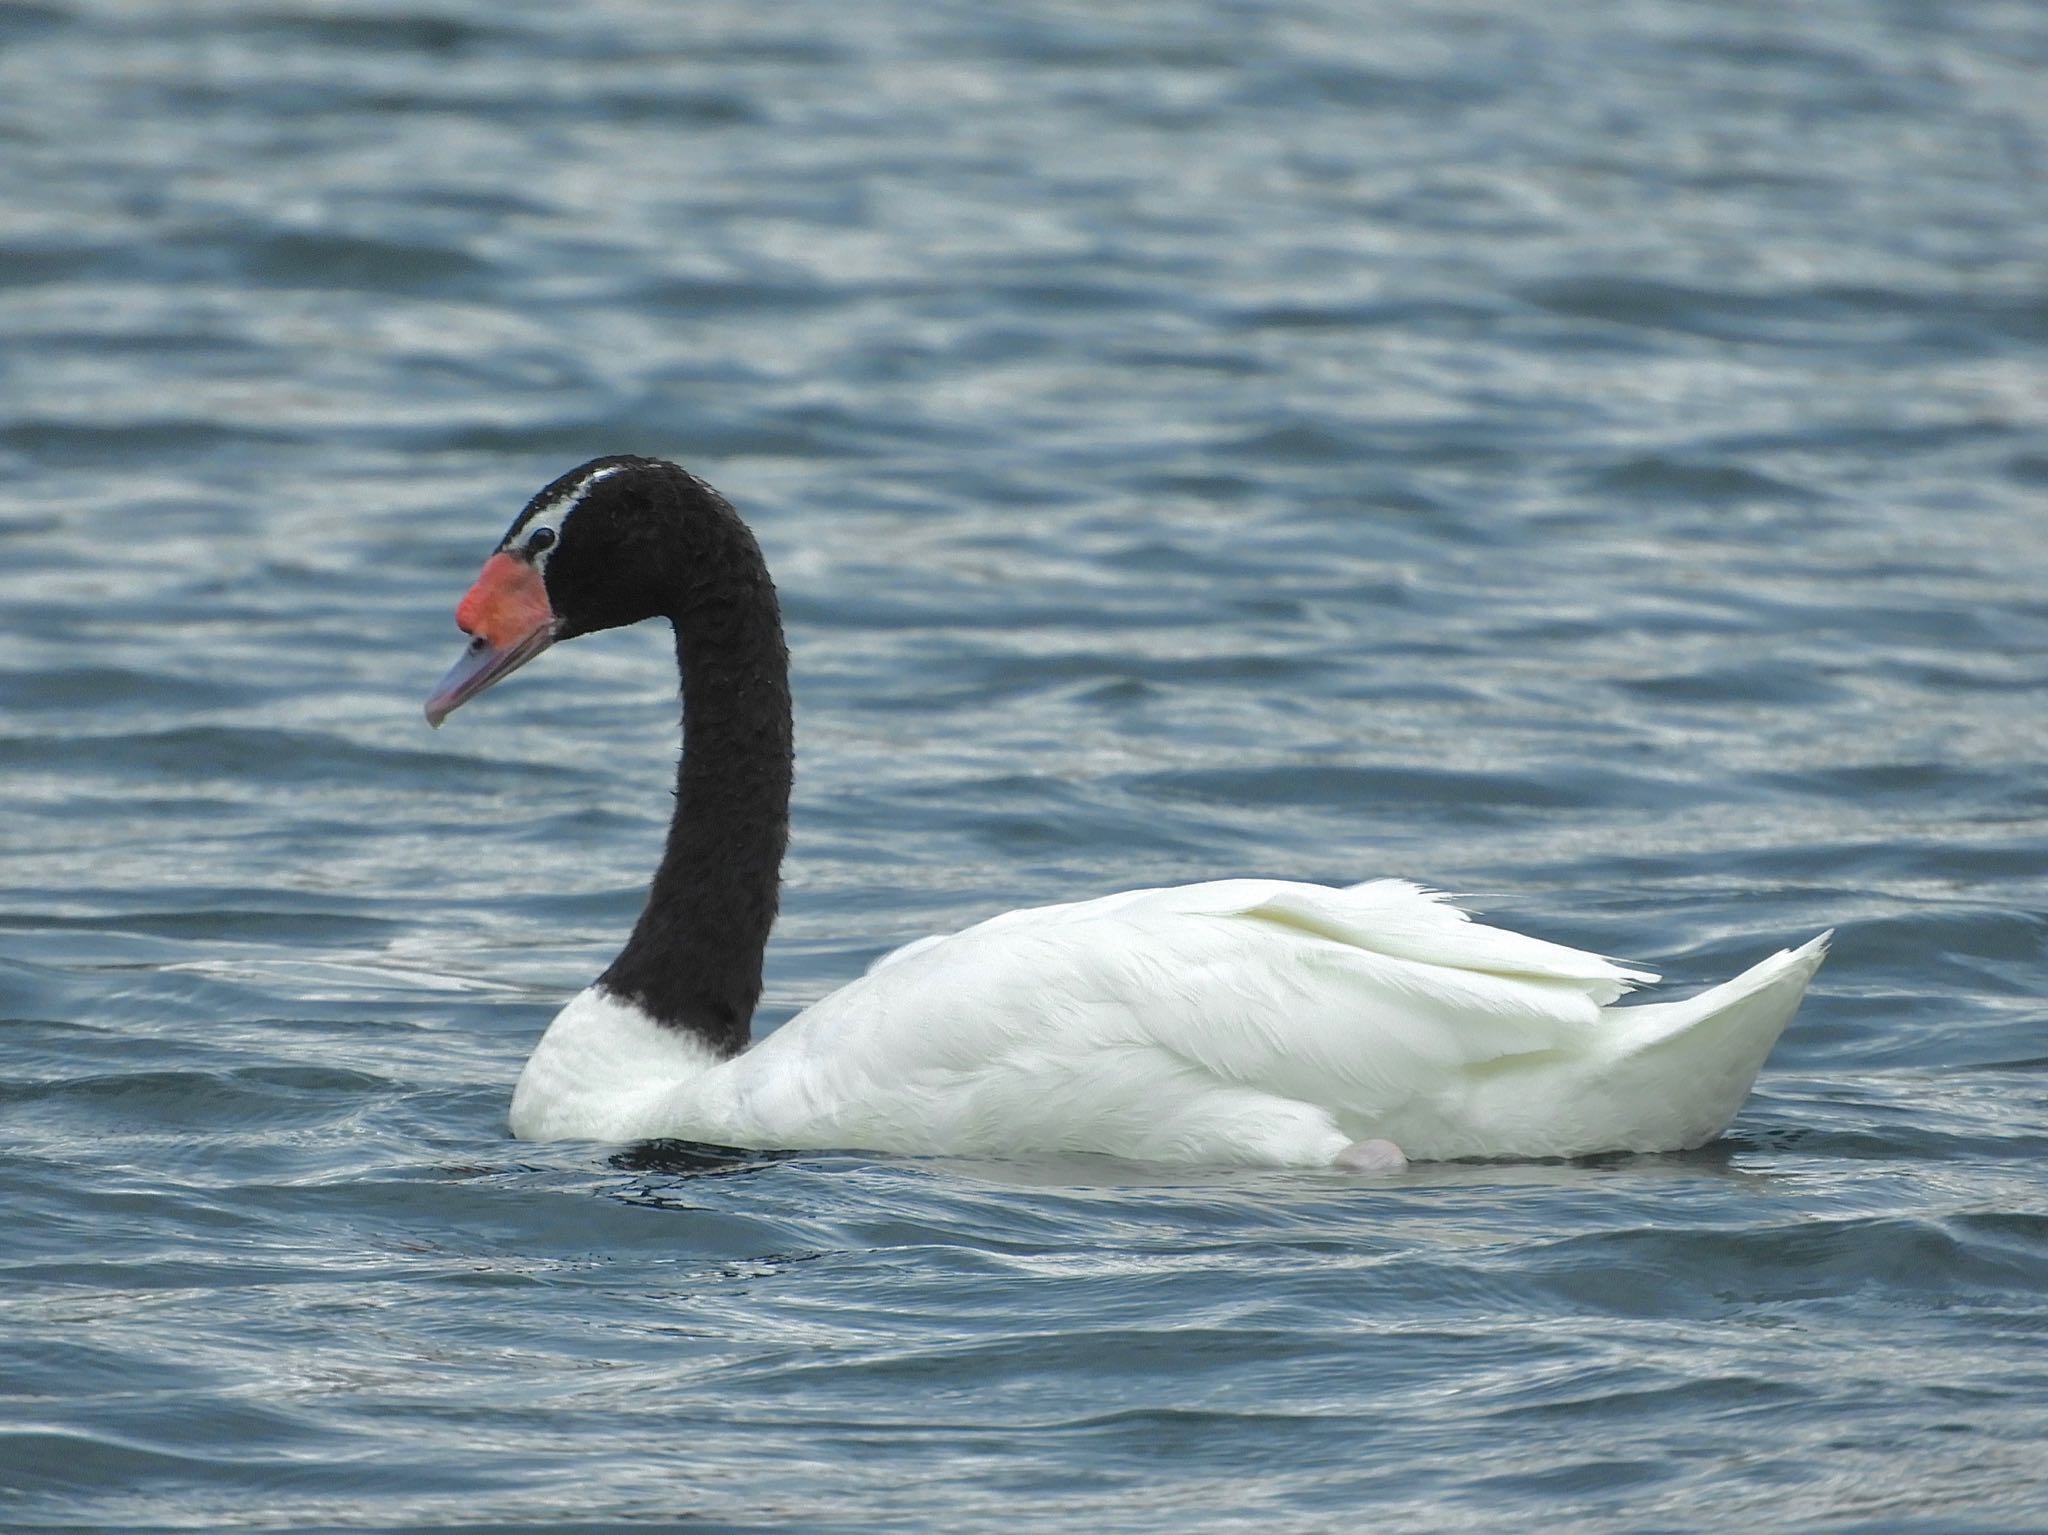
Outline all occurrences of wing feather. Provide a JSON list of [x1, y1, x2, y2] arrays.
[[789, 880, 1657, 1130]]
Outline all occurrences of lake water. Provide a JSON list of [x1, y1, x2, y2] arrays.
[[2, 1, 2045, 1530]]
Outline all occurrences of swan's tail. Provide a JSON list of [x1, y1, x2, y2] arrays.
[[1593, 931, 1831, 1152]]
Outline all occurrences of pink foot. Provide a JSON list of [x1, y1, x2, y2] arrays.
[[1334, 1138, 1408, 1174]]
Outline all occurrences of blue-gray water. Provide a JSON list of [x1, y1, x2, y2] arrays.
[[3, 2, 2046, 1530]]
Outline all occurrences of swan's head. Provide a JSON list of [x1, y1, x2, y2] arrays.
[[424, 455, 722, 726]]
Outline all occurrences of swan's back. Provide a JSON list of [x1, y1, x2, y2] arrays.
[[701, 880, 1824, 1164]]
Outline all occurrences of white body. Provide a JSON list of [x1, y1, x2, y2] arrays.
[[508, 879, 1827, 1167]]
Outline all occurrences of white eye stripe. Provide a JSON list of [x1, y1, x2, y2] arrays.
[[509, 462, 628, 570]]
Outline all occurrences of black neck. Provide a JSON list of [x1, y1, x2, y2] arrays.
[[597, 501, 792, 1056]]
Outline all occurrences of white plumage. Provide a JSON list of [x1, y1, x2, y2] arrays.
[[509, 878, 1828, 1167]]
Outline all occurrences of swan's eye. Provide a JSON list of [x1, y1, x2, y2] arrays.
[[525, 527, 557, 557]]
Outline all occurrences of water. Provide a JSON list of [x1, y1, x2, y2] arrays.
[[3, 0, 2046, 1529]]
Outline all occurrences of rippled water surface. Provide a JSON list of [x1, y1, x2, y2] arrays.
[[4, 1, 2047, 1530]]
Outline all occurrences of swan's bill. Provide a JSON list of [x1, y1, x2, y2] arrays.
[[425, 552, 558, 726]]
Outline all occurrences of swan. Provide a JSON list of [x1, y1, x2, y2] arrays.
[[426, 456, 1828, 1169]]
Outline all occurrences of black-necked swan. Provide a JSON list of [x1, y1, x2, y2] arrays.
[[426, 456, 1828, 1169]]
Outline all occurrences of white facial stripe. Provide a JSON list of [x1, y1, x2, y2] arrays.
[[511, 462, 629, 574]]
